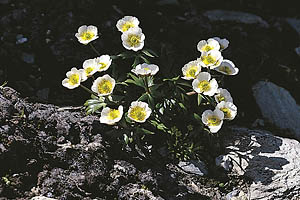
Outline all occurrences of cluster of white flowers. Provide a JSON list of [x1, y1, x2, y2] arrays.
[[63, 18, 159, 126], [116, 16, 145, 51], [62, 55, 112, 89], [182, 37, 238, 133], [64, 17, 237, 134]]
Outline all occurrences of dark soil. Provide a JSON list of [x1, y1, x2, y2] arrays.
[[0, 0, 300, 199]]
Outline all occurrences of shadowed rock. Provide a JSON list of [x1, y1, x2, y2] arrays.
[[252, 81, 300, 140], [219, 127, 300, 199], [203, 10, 269, 28]]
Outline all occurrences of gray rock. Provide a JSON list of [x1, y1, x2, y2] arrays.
[[16, 34, 28, 44], [220, 127, 300, 199], [295, 46, 300, 56], [252, 81, 300, 140], [118, 183, 164, 200], [178, 160, 208, 176], [286, 18, 300, 37], [203, 10, 269, 28], [225, 190, 248, 200], [31, 197, 57, 200], [21, 52, 35, 64], [215, 155, 232, 171]]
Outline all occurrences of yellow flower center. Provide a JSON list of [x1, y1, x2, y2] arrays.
[[85, 67, 94, 75], [99, 62, 107, 70], [217, 95, 225, 102], [122, 22, 135, 32], [202, 45, 213, 52], [186, 66, 198, 78], [198, 80, 211, 92], [129, 106, 147, 121], [201, 55, 216, 66], [219, 66, 232, 74], [128, 34, 141, 46], [68, 74, 80, 85], [220, 107, 231, 118], [207, 116, 221, 126], [80, 31, 95, 41], [97, 79, 113, 94], [107, 109, 120, 120]]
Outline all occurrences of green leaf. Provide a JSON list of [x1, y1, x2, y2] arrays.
[[140, 55, 150, 64], [163, 75, 180, 82], [110, 55, 119, 60], [145, 49, 159, 57], [116, 82, 129, 86], [193, 113, 202, 122], [178, 102, 187, 110], [124, 79, 144, 88], [117, 52, 134, 59], [91, 94, 99, 100], [123, 134, 129, 144], [132, 56, 140, 68], [177, 81, 192, 88], [147, 93, 155, 109], [84, 99, 101, 106], [197, 94, 202, 106], [125, 112, 132, 123], [86, 102, 106, 115], [137, 127, 155, 135], [128, 73, 140, 83], [142, 50, 155, 58], [150, 120, 168, 131], [149, 83, 162, 91], [176, 85, 186, 92], [0, 81, 8, 88], [138, 93, 148, 101]]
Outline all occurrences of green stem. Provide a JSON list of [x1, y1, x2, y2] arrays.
[[202, 94, 216, 107], [89, 43, 100, 56], [80, 84, 98, 96], [144, 76, 151, 95]]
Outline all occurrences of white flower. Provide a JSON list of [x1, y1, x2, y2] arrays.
[[75, 25, 99, 45], [213, 37, 229, 51], [81, 59, 98, 82], [214, 88, 233, 104], [91, 74, 116, 96], [202, 108, 224, 133], [95, 55, 112, 72], [128, 101, 152, 123], [214, 59, 239, 75], [216, 101, 237, 120], [121, 27, 145, 51], [131, 63, 159, 76], [198, 50, 223, 69], [62, 67, 82, 89], [192, 72, 218, 96], [100, 105, 123, 125], [116, 16, 140, 33], [181, 60, 201, 80], [197, 38, 220, 53]]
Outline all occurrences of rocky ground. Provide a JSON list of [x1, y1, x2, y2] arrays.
[[1, 0, 300, 199]]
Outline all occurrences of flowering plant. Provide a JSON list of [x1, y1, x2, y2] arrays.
[[62, 16, 239, 160]]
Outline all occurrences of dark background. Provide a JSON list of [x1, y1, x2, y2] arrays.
[[1, 0, 300, 126]]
